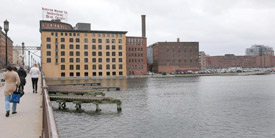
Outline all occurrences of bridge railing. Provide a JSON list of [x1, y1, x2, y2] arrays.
[[41, 72, 59, 138]]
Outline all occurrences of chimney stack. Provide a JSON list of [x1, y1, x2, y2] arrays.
[[141, 15, 146, 38], [177, 38, 180, 42]]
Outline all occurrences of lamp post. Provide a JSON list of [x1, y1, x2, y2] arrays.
[[4, 20, 9, 67]]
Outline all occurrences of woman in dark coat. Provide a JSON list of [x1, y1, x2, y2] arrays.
[[17, 65, 27, 91]]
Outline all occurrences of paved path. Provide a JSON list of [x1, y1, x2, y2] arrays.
[[0, 74, 42, 138]]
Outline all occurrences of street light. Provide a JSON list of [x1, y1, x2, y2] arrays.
[[4, 20, 9, 67]]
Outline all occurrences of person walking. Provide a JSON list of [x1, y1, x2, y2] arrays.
[[29, 64, 40, 93], [17, 65, 27, 91], [3, 65, 20, 117]]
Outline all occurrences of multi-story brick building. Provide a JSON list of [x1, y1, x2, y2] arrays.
[[126, 15, 147, 75], [199, 51, 207, 70], [149, 39, 199, 73], [0, 27, 13, 68], [206, 54, 257, 69], [40, 20, 127, 78]]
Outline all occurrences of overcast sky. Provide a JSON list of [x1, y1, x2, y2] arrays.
[[0, 0, 274, 56]]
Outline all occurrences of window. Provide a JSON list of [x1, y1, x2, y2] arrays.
[[112, 39, 115, 43], [76, 72, 80, 76], [98, 39, 102, 43], [61, 72, 65, 77], [98, 52, 102, 56], [112, 52, 116, 56], [112, 58, 116, 62], [61, 44, 65, 49], [98, 58, 102, 63], [61, 51, 65, 56], [92, 45, 96, 50], [84, 38, 88, 43], [84, 51, 88, 56], [98, 64, 102, 70], [106, 45, 110, 50], [92, 58, 96, 62], [69, 51, 74, 56], [93, 65, 96, 69], [47, 44, 51, 49], [70, 45, 74, 49], [106, 58, 110, 63], [84, 65, 88, 70], [76, 58, 80, 63], [118, 39, 122, 43], [92, 39, 96, 43], [70, 65, 74, 70], [112, 64, 116, 69], [119, 45, 122, 50], [76, 65, 80, 70], [61, 58, 65, 63], [84, 72, 88, 76], [119, 72, 123, 76], [61, 38, 65, 42], [98, 45, 102, 50], [112, 72, 116, 76], [92, 72, 96, 76], [76, 45, 80, 49], [47, 51, 51, 56], [106, 52, 110, 56], [84, 45, 88, 49], [69, 58, 74, 63], [46, 37, 51, 42], [99, 72, 102, 76], [119, 58, 122, 62], [47, 58, 51, 63], [84, 58, 88, 63], [76, 38, 80, 43], [106, 39, 110, 43], [112, 45, 116, 50], [76, 51, 80, 56], [106, 64, 110, 69], [119, 52, 122, 56], [69, 38, 73, 42], [106, 72, 110, 76], [119, 64, 123, 69], [61, 65, 65, 70], [70, 72, 74, 77]]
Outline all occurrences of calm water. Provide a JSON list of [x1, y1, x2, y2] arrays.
[[50, 74, 275, 138]]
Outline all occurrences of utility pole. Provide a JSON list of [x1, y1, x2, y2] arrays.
[[22, 42, 25, 66], [28, 51, 30, 67]]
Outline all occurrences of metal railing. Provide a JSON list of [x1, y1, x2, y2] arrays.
[[41, 72, 59, 138]]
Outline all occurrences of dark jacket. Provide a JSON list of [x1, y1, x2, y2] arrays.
[[17, 68, 27, 86]]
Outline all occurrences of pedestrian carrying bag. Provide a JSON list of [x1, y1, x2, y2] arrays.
[[10, 88, 21, 103]]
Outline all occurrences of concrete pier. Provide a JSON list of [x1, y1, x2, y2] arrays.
[[0, 74, 42, 138]]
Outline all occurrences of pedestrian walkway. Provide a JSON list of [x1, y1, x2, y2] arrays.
[[0, 74, 42, 138]]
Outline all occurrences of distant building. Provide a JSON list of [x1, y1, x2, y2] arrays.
[[40, 20, 127, 78], [199, 51, 207, 70], [13, 46, 23, 65], [206, 54, 256, 69], [126, 15, 147, 75], [149, 39, 199, 73], [246, 45, 274, 56], [0, 26, 13, 68]]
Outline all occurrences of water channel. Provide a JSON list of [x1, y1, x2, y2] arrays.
[[48, 74, 275, 138]]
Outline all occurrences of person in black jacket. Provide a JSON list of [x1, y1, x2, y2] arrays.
[[17, 65, 27, 91]]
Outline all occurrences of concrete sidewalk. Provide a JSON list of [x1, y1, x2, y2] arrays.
[[0, 74, 42, 138]]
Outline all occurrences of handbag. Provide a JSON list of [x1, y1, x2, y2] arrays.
[[10, 88, 21, 103]]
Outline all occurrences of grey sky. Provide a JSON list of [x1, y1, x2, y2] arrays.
[[0, 0, 274, 56]]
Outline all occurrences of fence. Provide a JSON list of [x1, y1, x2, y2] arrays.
[[41, 72, 59, 138]]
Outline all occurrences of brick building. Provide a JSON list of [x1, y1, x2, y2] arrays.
[[40, 20, 127, 78], [149, 39, 199, 73], [199, 51, 207, 70], [126, 15, 147, 75], [0, 27, 13, 68]]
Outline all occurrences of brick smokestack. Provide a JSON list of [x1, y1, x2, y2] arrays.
[[141, 15, 146, 38]]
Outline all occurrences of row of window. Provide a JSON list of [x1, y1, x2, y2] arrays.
[[47, 51, 123, 57], [128, 53, 143, 57], [128, 59, 144, 63], [128, 65, 144, 69], [51, 32, 123, 38], [166, 54, 199, 58], [128, 47, 143, 51], [46, 57, 123, 63], [60, 64, 123, 70], [61, 71, 123, 77], [166, 45, 198, 49], [166, 59, 199, 63], [47, 44, 123, 50], [167, 49, 198, 53], [46, 37, 123, 44]]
